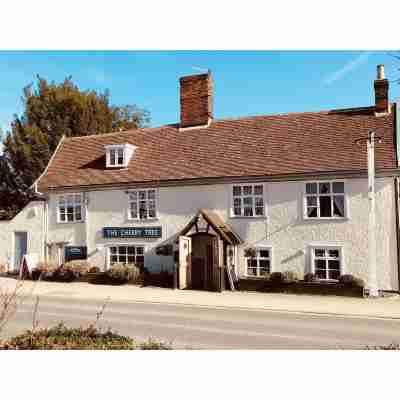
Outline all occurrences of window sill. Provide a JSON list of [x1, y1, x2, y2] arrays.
[[303, 217, 349, 222], [243, 275, 270, 280], [127, 218, 159, 223], [230, 216, 267, 220], [57, 220, 85, 224]]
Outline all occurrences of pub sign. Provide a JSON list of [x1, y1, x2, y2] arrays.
[[65, 246, 87, 262], [103, 226, 162, 239]]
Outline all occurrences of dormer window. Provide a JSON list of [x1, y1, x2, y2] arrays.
[[105, 144, 137, 168]]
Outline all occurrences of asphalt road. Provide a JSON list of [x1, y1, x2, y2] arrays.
[[2, 296, 400, 349]]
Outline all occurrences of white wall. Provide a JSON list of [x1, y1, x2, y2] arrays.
[[46, 177, 399, 290], [0, 201, 45, 271]]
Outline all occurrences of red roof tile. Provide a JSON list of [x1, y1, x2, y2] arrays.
[[37, 106, 397, 191]]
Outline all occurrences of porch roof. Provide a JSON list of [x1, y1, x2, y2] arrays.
[[177, 209, 242, 245]]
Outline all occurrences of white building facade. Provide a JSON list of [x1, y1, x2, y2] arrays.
[[1, 66, 400, 291]]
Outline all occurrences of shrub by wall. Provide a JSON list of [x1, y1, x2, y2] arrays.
[[237, 270, 365, 297]]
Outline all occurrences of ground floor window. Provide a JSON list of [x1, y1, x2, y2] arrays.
[[109, 245, 144, 267], [312, 247, 342, 280], [246, 248, 271, 277]]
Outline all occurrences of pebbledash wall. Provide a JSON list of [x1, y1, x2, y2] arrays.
[[0, 201, 45, 269], [45, 176, 399, 291]]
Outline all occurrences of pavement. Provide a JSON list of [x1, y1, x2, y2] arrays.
[[1, 276, 400, 320]]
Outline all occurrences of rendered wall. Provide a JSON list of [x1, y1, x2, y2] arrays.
[[0, 201, 45, 271], [46, 177, 398, 290]]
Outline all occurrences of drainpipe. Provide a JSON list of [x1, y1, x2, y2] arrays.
[[85, 192, 90, 258], [395, 100, 400, 291], [367, 130, 379, 297], [394, 177, 400, 292]]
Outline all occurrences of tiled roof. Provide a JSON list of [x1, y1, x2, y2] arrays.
[[37, 106, 397, 191]]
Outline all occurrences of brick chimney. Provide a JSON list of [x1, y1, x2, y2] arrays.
[[374, 64, 390, 114], [180, 72, 213, 128]]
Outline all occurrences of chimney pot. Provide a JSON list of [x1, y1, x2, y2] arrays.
[[374, 64, 389, 114], [377, 64, 385, 80]]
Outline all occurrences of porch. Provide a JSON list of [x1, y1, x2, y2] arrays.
[[175, 209, 242, 291]]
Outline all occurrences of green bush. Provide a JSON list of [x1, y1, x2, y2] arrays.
[[304, 272, 317, 283], [139, 338, 172, 350], [270, 272, 284, 284], [107, 264, 141, 282], [88, 266, 100, 273], [282, 270, 300, 283], [0, 323, 172, 350], [64, 260, 92, 276], [339, 274, 365, 288], [365, 343, 400, 350], [0, 323, 135, 350], [352, 277, 365, 288], [32, 262, 58, 281]]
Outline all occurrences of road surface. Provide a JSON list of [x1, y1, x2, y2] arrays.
[[2, 296, 400, 349]]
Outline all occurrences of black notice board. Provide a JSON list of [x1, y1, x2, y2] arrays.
[[65, 246, 87, 262]]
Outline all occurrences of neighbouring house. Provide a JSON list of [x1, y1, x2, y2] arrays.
[[1, 65, 400, 291]]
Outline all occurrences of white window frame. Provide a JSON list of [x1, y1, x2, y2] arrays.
[[57, 193, 84, 223], [230, 183, 267, 218], [127, 188, 158, 221], [303, 180, 348, 220], [105, 144, 137, 168], [309, 244, 344, 281], [245, 246, 273, 278], [106, 244, 146, 269]]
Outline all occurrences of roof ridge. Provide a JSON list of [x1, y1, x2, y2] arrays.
[[65, 124, 176, 141], [64, 105, 378, 142]]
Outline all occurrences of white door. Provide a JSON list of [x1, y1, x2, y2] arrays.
[[178, 236, 192, 289], [14, 231, 28, 272]]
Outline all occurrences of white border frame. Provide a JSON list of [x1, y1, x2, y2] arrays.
[[126, 188, 159, 221], [302, 179, 350, 221], [308, 243, 345, 281], [56, 192, 85, 224], [229, 182, 268, 219], [244, 245, 273, 278]]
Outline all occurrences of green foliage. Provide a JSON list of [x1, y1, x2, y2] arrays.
[[339, 274, 364, 288], [0, 76, 150, 218], [106, 263, 141, 282], [282, 270, 300, 283], [64, 260, 92, 276], [270, 272, 284, 284], [139, 338, 172, 350], [0, 323, 172, 350], [304, 272, 317, 283], [0, 323, 136, 350], [365, 343, 400, 350]]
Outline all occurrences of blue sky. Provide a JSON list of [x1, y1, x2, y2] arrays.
[[0, 51, 399, 147]]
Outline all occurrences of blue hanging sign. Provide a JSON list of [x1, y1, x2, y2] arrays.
[[103, 226, 162, 239], [65, 246, 87, 262]]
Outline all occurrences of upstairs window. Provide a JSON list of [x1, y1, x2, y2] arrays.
[[232, 184, 265, 217], [58, 194, 83, 223], [128, 189, 157, 220], [110, 148, 124, 167], [305, 181, 345, 219], [105, 144, 137, 168]]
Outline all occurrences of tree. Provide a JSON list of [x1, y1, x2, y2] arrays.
[[0, 76, 150, 219]]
